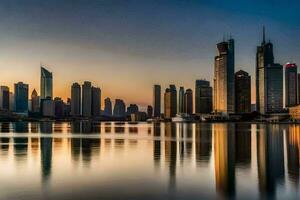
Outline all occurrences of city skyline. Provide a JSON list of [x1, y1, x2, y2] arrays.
[[0, 1, 300, 106]]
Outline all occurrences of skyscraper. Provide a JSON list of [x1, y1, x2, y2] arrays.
[[153, 85, 161, 118], [14, 82, 29, 113], [235, 70, 251, 113], [195, 80, 212, 114], [113, 99, 126, 117], [71, 82, 81, 117], [164, 85, 177, 119], [285, 63, 298, 107], [213, 38, 235, 113], [147, 105, 153, 118], [184, 89, 193, 115], [104, 97, 112, 116], [256, 27, 283, 114], [82, 81, 92, 117], [31, 89, 40, 113], [0, 86, 10, 111], [127, 104, 139, 115], [40, 66, 53, 99], [178, 87, 185, 114], [91, 86, 101, 117]]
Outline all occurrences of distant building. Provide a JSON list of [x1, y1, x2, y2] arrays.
[[235, 70, 251, 113], [91, 87, 101, 117], [31, 89, 40, 113], [14, 82, 29, 113], [195, 80, 212, 114], [147, 105, 153, 118], [41, 97, 55, 117], [71, 82, 81, 117], [285, 63, 297, 107], [127, 104, 139, 115], [104, 97, 112, 116], [131, 112, 147, 122], [298, 74, 300, 104], [0, 86, 10, 111], [178, 86, 184, 114], [184, 89, 193, 115], [214, 38, 235, 113], [113, 99, 126, 117], [153, 85, 161, 118], [82, 81, 92, 117], [40, 66, 53, 99], [65, 98, 71, 117], [164, 85, 177, 119], [54, 97, 64, 118]]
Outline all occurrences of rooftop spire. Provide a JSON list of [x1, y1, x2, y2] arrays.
[[262, 25, 266, 44]]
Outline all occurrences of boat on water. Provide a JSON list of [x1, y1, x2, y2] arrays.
[[171, 114, 194, 122]]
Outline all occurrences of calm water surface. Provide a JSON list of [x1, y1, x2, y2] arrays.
[[0, 122, 299, 200]]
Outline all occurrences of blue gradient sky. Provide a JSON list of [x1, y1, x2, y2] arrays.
[[0, 0, 299, 107]]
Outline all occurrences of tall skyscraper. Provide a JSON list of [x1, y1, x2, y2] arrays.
[[71, 82, 81, 117], [285, 63, 298, 107], [235, 70, 251, 113], [178, 87, 185, 114], [164, 85, 177, 119], [213, 38, 235, 113], [14, 82, 29, 113], [184, 89, 193, 115], [113, 99, 126, 117], [31, 89, 40, 113], [256, 27, 283, 114], [0, 86, 10, 111], [104, 97, 112, 116], [153, 85, 161, 118], [82, 81, 92, 117], [40, 66, 53, 99], [91, 87, 101, 117], [195, 80, 212, 114]]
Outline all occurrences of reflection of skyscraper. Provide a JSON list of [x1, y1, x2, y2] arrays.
[[40, 66, 53, 99], [195, 123, 212, 163], [214, 38, 235, 113], [235, 70, 251, 113], [153, 85, 161, 118], [195, 80, 212, 114], [71, 82, 81, 117], [213, 123, 235, 198], [14, 82, 29, 113], [178, 86, 184, 114], [104, 97, 112, 116], [40, 137, 52, 183], [82, 81, 92, 117], [257, 124, 284, 197], [285, 63, 298, 107], [235, 124, 251, 167]]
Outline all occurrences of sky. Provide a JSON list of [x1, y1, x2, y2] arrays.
[[0, 0, 300, 109]]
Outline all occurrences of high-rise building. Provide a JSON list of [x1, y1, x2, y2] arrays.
[[298, 74, 300, 105], [256, 27, 283, 114], [164, 85, 177, 119], [178, 87, 185, 114], [153, 85, 161, 118], [14, 82, 29, 113], [104, 97, 112, 116], [9, 92, 14, 111], [91, 87, 101, 117], [113, 99, 126, 117], [40, 66, 53, 99], [54, 97, 64, 118], [127, 104, 139, 115], [235, 70, 251, 113], [31, 89, 40, 113], [214, 38, 235, 113], [285, 63, 298, 107], [41, 97, 55, 117], [147, 105, 153, 118], [184, 89, 193, 115], [195, 80, 212, 114], [0, 86, 10, 111], [82, 81, 92, 117], [71, 82, 81, 117]]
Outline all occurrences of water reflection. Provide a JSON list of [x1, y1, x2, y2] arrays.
[[0, 122, 298, 199]]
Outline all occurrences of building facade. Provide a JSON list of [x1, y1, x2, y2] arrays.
[[82, 81, 92, 117], [195, 80, 212, 114], [285, 63, 298, 107], [235, 70, 251, 113], [14, 82, 29, 113], [164, 85, 177, 119], [31, 89, 40, 113], [178, 86, 185, 114], [0, 86, 10, 111], [113, 99, 126, 117], [71, 83, 81, 117], [104, 97, 112, 116], [153, 85, 161, 118], [184, 89, 193, 115], [91, 87, 101, 117], [40, 66, 53, 99]]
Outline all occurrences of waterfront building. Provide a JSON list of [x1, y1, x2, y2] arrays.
[[147, 105, 153, 118], [71, 82, 81, 117], [91, 87, 101, 117], [195, 80, 212, 114], [104, 97, 112, 116], [184, 89, 193, 115], [113, 99, 126, 117], [164, 85, 177, 119], [285, 63, 298, 107], [127, 104, 139, 115], [178, 86, 185, 114], [153, 85, 161, 118], [298, 74, 300, 104], [31, 89, 40, 113], [40, 66, 53, 99], [41, 97, 55, 117], [54, 97, 64, 118], [82, 81, 92, 117], [9, 92, 14, 111], [0, 86, 10, 111], [235, 70, 251, 113], [213, 38, 235, 113], [14, 82, 29, 113]]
